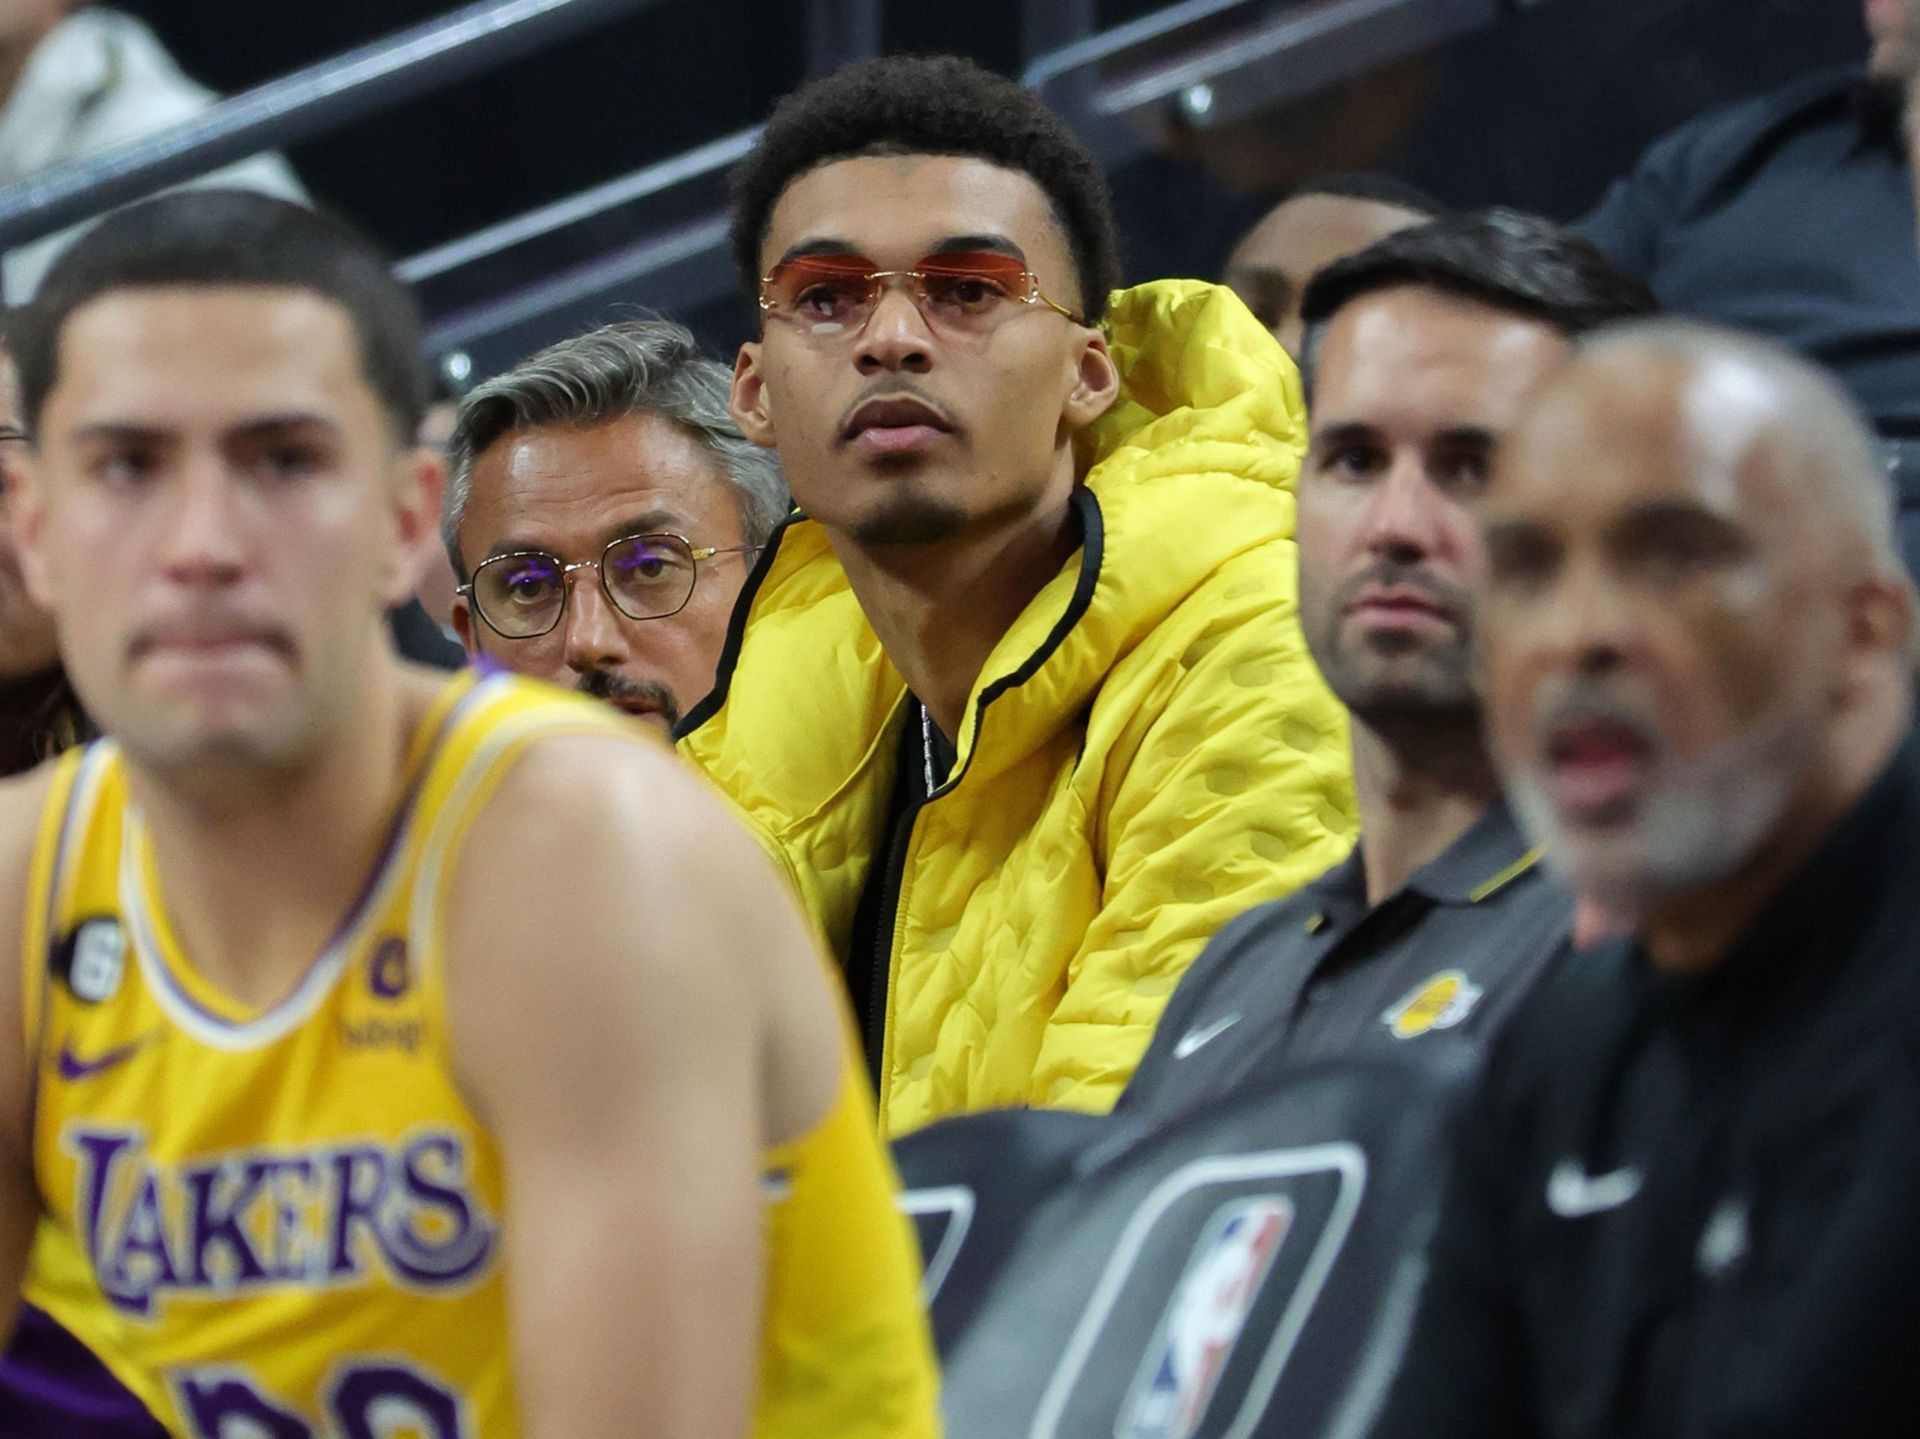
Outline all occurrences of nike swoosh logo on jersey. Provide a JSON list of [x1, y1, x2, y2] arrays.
[[1546, 1159, 1643, 1219], [57, 1034, 153, 1082], [1172, 1012, 1243, 1060]]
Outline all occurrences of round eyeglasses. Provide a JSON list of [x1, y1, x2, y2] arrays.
[[461, 532, 761, 640]]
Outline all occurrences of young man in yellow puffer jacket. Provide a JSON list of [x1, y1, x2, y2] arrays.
[[684, 54, 1358, 1136]]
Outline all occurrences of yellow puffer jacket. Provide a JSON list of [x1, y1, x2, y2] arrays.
[[679, 280, 1357, 1135]]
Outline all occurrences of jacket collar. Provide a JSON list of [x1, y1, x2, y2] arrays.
[[1410, 799, 1544, 906], [1306, 799, 1541, 933]]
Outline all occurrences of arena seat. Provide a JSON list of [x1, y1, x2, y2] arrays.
[[897, 1048, 1474, 1438], [893, 1105, 1113, 1355]]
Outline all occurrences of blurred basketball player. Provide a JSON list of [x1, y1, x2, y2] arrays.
[[0, 189, 938, 1438]]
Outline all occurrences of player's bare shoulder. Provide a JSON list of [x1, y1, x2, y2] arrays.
[[442, 720, 842, 1145], [0, 759, 68, 949], [0, 757, 69, 1157], [469, 723, 778, 927]]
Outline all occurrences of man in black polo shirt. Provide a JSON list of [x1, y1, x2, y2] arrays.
[[1121, 211, 1655, 1118], [1580, 0, 1920, 569], [1370, 322, 1920, 1438]]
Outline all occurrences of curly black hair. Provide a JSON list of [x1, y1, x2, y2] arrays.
[[730, 55, 1121, 323]]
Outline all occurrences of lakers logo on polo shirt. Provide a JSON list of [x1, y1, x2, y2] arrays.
[[1381, 970, 1484, 1040]]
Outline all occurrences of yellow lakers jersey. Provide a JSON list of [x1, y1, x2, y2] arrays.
[[17, 670, 940, 1438]]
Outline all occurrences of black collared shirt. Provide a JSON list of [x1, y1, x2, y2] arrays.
[[1373, 733, 1920, 1439], [1581, 67, 1920, 448], [1120, 801, 1570, 1119]]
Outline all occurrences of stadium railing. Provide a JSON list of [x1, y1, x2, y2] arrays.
[[0, 0, 1539, 377]]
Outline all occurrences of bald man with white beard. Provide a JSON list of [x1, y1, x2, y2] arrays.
[[1369, 321, 1920, 1439]]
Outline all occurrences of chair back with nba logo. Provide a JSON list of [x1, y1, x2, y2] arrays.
[[892, 1106, 1113, 1355], [931, 1050, 1474, 1439]]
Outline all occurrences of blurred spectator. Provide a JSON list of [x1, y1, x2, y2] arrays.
[[1222, 173, 1441, 356], [1581, 0, 1920, 568], [387, 367, 466, 672], [0, 324, 154, 1439], [0, 319, 79, 771], [411, 353, 471, 635], [1121, 211, 1654, 1119], [696, 56, 1357, 1135], [445, 320, 785, 732], [0, 4, 306, 301], [1373, 321, 1920, 1438]]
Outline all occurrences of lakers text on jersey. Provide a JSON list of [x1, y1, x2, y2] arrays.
[[21, 672, 629, 1437]]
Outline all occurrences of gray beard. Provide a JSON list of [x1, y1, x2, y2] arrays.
[[1504, 703, 1810, 912]]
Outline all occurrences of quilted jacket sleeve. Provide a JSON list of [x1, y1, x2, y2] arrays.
[[1026, 559, 1358, 1113]]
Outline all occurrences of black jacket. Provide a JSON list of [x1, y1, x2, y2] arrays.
[[1373, 732, 1920, 1438], [1581, 67, 1920, 448]]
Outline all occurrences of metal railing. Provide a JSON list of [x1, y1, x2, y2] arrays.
[[414, 0, 1520, 369], [0, 0, 666, 252], [1028, 0, 1498, 155], [0, 0, 1538, 372]]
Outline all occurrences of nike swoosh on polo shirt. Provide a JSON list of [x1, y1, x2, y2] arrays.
[[1172, 1012, 1244, 1060]]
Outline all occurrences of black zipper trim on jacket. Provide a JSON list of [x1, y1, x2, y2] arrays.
[[922, 487, 1107, 799], [671, 508, 798, 742], [857, 489, 1106, 1085], [863, 782, 926, 1080]]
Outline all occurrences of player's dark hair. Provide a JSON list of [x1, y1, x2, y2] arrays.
[[730, 54, 1121, 323], [1297, 207, 1658, 395], [12, 188, 426, 441]]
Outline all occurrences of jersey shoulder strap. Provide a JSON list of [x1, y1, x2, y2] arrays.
[[21, 744, 125, 1065]]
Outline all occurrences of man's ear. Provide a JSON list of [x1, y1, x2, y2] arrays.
[[730, 342, 778, 449], [1835, 572, 1916, 707], [1063, 328, 1121, 432], [10, 451, 54, 612], [451, 593, 480, 658], [384, 445, 446, 609], [1852, 575, 1912, 654]]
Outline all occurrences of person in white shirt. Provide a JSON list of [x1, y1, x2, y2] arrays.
[[0, 3, 306, 300]]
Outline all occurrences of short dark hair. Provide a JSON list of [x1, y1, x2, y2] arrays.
[[12, 188, 426, 441], [730, 54, 1121, 323], [1286, 172, 1444, 217], [444, 318, 790, 578], [1297, 207, 1658, 394]]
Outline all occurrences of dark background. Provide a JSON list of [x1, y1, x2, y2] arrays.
[[109, 0, 1868, 344]]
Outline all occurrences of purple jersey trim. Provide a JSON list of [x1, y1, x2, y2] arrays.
[[0, 1304, 164, 1434], [133, 674, 498, 1037]]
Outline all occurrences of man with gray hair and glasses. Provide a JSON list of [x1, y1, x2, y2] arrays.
[[445, 318, 788, 730]]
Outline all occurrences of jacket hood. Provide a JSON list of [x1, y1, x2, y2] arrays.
[[1082, 277, 1308, 484], [679, 279, 1308, 800]]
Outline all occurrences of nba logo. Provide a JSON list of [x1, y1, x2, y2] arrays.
[[1117, 1195, 1294, 1439]]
